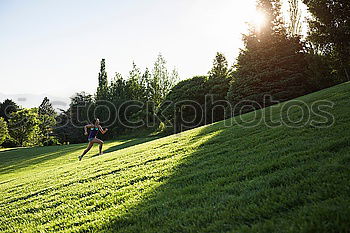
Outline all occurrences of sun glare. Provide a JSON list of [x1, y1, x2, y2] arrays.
[[252, 11, 266, 30]]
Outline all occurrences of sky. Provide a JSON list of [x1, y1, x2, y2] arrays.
[[0, 0, 307, 106]]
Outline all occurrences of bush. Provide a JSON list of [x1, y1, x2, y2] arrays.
[[305, 53, 342, 91], [42, 137, 60, 146], [2, 137, 19, 148], [157, 76, 210, 133]]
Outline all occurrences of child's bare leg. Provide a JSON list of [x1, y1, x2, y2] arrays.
[[79, 142, 93, 161], [89, 138, 104, 155]]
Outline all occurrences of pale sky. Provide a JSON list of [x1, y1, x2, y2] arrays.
[[0, 0, 304, 101]]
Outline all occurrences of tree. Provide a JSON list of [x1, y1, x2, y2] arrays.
[[70, 92, 95, 142], [53, 109, 71, 144], [126, 62, 146, 101], [38, 97, 56, 116], [8, 109, 41, 146], [38, 97, 57, 143], [227, 0, 309, 115], [0, 99, 19, 122], [54, 92, 94, 144], [0, 117, 8, 146], [70, 92, 94, 124], [150, 54, 179, 108], [158, 76, 210, 133], [110, 72, 128, 103], [95, 59, 118, 132], [207, 53, 232, 122], [305, 48, 338, 91], [287, 0, 303, 35], [141, 68, 152, 101], [303, 0, 350, 80], [96, 58, 109, 100], [208, 52, 229, 79]]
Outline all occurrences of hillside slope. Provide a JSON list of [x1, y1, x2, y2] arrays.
[[1, 83, 350, 232]]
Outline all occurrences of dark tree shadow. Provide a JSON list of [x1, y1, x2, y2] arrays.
[[83, 136, 161, 159], [0, 144, 85, 175], [102, 136, 162, 155], [0, 136, 162, 174]]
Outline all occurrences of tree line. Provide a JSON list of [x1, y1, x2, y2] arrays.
[[53, 54, 179, 144], [0, 98, 57, 147], [0, 0, 348, 147]]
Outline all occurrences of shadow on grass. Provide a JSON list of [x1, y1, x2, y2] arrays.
[[0, 144, 85, 175], [82, 136, 162, 159], [103, 136, 162, 155], [98, 111, 350, 232], [0, 136, 162, 174]]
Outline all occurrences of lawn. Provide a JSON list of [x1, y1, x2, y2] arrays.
[[1, 82, 350, 232]]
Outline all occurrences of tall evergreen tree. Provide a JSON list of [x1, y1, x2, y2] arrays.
[[38, 97, 56, 143], [96, 58, 109, 100], [303, 0, 350, 80], [207, 52, 232, 122], [227, 0, 309, 115], [208, 52, 229, 79], [38, 97, 56, 116], [95, 59, 113, 129]]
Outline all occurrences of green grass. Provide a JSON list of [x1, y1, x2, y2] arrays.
[[1, 83, 350, 232]]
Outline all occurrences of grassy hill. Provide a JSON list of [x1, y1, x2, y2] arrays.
[[1, 82, 350, 232]]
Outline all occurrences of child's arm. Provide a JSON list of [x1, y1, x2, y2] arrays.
[[84, 124, 94, 135], [98, 125, 108, 134]]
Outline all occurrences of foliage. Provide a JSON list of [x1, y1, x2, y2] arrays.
[[157, 54, 233, 132], [8, 108, 42, 146], [108, 73, 131, 135], [150, 54, 179, 108], [1, 136, 19, 148], [208, 52, 229, 79], [109, 72, 128, 103], [38, 97, 57, 144], [42, 136, 60, 146], [0, 99, 19, 122], [54, 92, 94, 144], [207, 52, 232, 122], [126, 62, 146, 101], [0, 117, 8, 146], [158, 76, 210, 132], [305, 49, 339, 91], [38, 97, 56, 116], [96, 58, 109, 101], [227, 0, 309, 115], [1, 83, 350, 232], [303, 0, 350, 81]]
